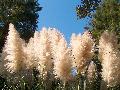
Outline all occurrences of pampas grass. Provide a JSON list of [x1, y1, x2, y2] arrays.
[[3, 23, 25, 73], [48, 28, 63, 59], [1, 23, 120, 90], [70, 31, 94, 73], [2, 23, 33, 86], [99, 31, 120, 87], [87, 61, 97, 82], [53, 36, 72, 82], [35, 28, 52, 78]]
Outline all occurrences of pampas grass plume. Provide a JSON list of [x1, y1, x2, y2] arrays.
[[70, 31, 94, 73], [36, 28, 52, 78], [3, 23, 25, 73], [53, 36, 72, 82], [99, 31, 120, 87]]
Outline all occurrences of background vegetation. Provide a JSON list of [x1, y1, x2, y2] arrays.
[[0, 0, 120, 90], [0, 0, 42, 52]]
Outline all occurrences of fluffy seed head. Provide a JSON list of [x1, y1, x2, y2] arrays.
[[87, 61, 97, 82], [36, 28, 52, 78], [99, 31, 118, 61], [48, 28, 63, 58], [3, 23, 25, 73], [70, 31, 94, 73], [53, 36, 72, 82], [99, 31, 120, 87]]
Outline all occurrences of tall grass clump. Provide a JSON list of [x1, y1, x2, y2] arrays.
[[99, 31, 120, 89], [53, 35, 72, 88], [70, 31, 94, 74], [1, 23, 33, 89], [0, 23, 120, 90]]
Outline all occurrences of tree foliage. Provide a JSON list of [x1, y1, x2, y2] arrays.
[[90, 0, 120, 42], [76, 0, 120, 44], [0, 0, 42, 52], [76, 0, 101, 19]]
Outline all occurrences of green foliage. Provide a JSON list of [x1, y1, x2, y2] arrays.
[[0, 0, 42, 52], [90, 0, 120, 42], [76, 0, 101, 19], [76, 0, 120, 43]]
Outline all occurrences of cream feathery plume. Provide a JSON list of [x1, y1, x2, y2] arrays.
[[33, 31, 41, 54], [70, 31, 94, 73], [53, 36, 72, 82], [87, 61, 97, 82], [1, 23, 33, 85], [25, 37, 35, 69], [99, 31, 118, 61], [86, 61, 99, 90], [99, 31, 120, 87], [48, 28, 63, 58], [25, 31, 40, 69], [3, 23, 25, 73], [36, 28, 52, 78]]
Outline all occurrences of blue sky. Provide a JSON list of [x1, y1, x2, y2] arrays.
[[37, 0, 90, 41]]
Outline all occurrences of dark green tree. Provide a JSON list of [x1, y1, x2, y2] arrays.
[[0, 0, 42, 52]]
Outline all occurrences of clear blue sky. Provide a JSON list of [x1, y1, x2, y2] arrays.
[[37, 0, 90, 41]]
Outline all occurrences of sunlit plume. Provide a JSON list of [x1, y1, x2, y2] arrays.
[[25, 37, 35, 69], [35, 28, 52, 78], [53, 36, 72, 82], [1, 23, 33, 85], [70, 31, 94, 73], [99, 31, 120, 87], [25, 31, 41, 69], [3, 23, 25, 73], [48, 28, 63, 58], [87, 61, 97, 82], [99, 31, 118, 62]]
